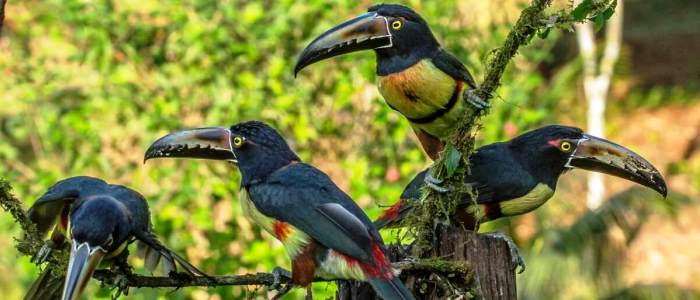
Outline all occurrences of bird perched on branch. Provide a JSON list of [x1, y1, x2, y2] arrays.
[[24, 176, 206, 300], [145, 121, 416, 300], [375, 125, 667, 229], [295, 4, 486, 161]]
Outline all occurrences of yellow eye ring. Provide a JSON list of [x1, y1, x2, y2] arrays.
[[391, 20, 402, 30], [233, 137, 244, 148], [560, 141, 572, 152]]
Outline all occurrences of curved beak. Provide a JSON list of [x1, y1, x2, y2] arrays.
[[294, 12, 392, 76], [144, 127, 236, 163], [61, 241, 106, 300], [567, 134, 668, 197]]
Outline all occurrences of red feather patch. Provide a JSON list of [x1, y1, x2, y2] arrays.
[[377, 201, 403, 223], [273, 221, 290, 241], [334, 250, 359, 268], [359, 241, 393, 280]]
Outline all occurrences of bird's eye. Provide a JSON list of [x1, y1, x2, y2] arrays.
[[391, 20, 402, 30], [233, 136, 244, 148], [560, 141, 572, 152]]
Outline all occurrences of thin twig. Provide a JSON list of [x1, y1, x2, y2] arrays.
[[90, 259, 470, 289]]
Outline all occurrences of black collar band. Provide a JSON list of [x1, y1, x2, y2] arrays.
[[404, 81, 463, 124]]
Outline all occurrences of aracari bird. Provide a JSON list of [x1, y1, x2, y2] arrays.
[[375, 125, 667, 229], [295, 4, 486, 161], [144, 121, 415, 300], [24, 176, 205, 300]]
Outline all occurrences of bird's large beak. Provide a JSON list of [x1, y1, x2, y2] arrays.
[[294, 12, 392, 76], [61, 242, 106, 300], [144, 127, 237, 163], [567, 134, 667, 197]]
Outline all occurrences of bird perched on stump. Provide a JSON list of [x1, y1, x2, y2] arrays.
[[374, 125, 667, 271], [24, 176, 206, 300], [145, 121, 416, 300], [376, 125, 668, 229], [295, 4, 486, 161]]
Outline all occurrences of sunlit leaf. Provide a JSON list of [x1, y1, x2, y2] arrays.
[[444, 146, 462, 177]]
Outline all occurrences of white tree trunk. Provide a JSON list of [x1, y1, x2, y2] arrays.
[[574, 0, 624, 209]]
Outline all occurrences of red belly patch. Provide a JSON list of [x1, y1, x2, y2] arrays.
[[273, 221, 291, 241]]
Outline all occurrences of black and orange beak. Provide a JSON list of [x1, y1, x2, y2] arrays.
[[61, 241, 106, 300], [294, 12, 392, 76], [567, 134, 667, 197], [144, 127, 236, 164]]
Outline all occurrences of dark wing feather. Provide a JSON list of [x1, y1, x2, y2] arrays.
[[110, 185, 200, 276], [108, 184, 152, 233], [431, 49, 478, 89], [316, 203, 373, 251], [460, 143, 538, 205], [248, 163, 380, 263], [135, 231, 208, 277], [398, 143, 536, 207], [23, 268, 63, 300], [28, 176, 107, 236]]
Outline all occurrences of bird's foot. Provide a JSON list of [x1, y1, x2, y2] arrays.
[[397, 243, 413, 259], [305, 286, 313, 300], [32, 240, 55, 264], [110, 272, 131, 299], [424, 168, 450, 193], [109, 256, 134, 299], [271, 284, 294, 300], [484, 231, 526, 273], [269, 267, 293, 299], [465, 89, 490, 113]]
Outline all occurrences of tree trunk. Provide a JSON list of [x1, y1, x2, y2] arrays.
[[336, 227, 517, 300], [0, 0, 6, 34], [575, 0, 624, 209]]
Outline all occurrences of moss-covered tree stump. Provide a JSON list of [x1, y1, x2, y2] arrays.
[[336, 227, 517, 300]]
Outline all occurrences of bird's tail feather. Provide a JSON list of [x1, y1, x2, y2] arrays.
[[23, 267, 64, 300], [368, 277, 416, 300], [135, 232, 208, 277], [373, 200, 414, 229]]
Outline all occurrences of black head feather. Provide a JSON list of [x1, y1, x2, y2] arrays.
[[229, 121, 300, 185], [508, 125, 585, 186], [510, 125, 584, 148], [368, 4, 440, 75], [368, 4, 427, 24]]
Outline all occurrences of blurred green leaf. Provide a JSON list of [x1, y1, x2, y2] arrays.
[[444, 145, 462, 177], [572, 0, 594, 21]]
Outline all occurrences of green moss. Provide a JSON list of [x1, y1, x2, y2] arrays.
[[0, 179, 70, 276], [402, 257, 477, 298], [417, 258, 471, 276]]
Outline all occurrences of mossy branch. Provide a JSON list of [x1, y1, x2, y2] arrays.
[[412, 0, 616, 254], [91, 259, 469, 289], [1, 179, 467, 291], [0, 180, 45, 258]]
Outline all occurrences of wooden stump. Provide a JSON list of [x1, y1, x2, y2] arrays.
[[336, 227, 517, 300]]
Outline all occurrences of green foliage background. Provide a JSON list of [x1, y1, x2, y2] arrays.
[[1, 0, 697, 299]]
